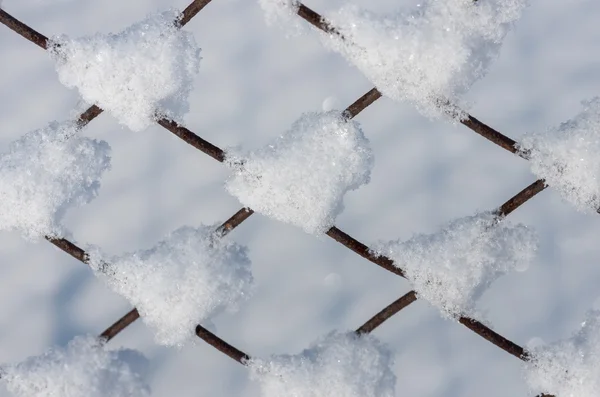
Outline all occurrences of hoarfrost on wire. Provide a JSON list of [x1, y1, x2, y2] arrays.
[[524, 308, 600, 397], [225, 111, 373, 235], [0, 121, 110, 240], [316, 0, 528, 118], [248, 331, 396, 397], [88, 225, 254, 346], [1, 335, 150, 397], [372, 212, 538, 318], [49, 10, 201, 131], [518, 97, 600, 214]]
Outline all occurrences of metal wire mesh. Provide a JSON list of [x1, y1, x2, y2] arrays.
[[0, 1, 563, 396]]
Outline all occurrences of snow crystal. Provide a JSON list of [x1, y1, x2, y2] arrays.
[[1, 335, 149, 397], [372, 212, 537, 318], [49, 10, 201, 131], [225, 111, 373, 235], [88, 225, 253, 346], [319, 0, 528, 118], [248, 331, 396, 397], [0, 121, 110, 240], [524, 308, 600, 397], [518, 98, 600, 213]]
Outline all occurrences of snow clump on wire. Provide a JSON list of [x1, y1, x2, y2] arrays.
[[372, 212, 538, 318], [524, 308, 600, 397], [518, 97, 600, 214], [319, 0, 528, 117], [49, 10, 201, 131], [225, 111, 373, 235], [88, 225, 254, 346], [0, 121, 110, 240], [1, 335, 150, 397], [248, 331, 396, 397]]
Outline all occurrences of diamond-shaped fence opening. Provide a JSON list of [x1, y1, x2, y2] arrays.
[[0, 1, 598, 396]]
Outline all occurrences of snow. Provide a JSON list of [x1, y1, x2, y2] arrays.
[[0, 121, 111, 240], [372, 212, 538, 318], [518, 97, 600, 214], [1, 335, 149, 397], [88, 225, 254, 346], [257, 0, 302, 31], [248, 331, 396, 397], [48, 10, 201, 132], [224, 111, 373, 235], [524, 308, 600, 397], [317, 0, 528, 118]]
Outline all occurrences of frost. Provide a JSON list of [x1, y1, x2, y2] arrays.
[[524, 309, 600, 397], [89, 225, 254, 346], [1, 335, 149, 397], [518, 98, 600, 213], [320, 0, 528, 117], [372, 212, 537, 318], [0, 121, 110, 239], [248, 331, 395, 397], [225, 111, 373, 235], [49, 10, 201, 131]]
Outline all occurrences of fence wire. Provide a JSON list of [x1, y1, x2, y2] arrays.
[[0, 1, 566, 396]]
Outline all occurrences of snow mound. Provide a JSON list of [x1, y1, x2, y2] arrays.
[[524, 308, 600, 397], [320, 0, 528, 117], [89, 225, 254, 346], [225, 111, 373, 235], [248, 331, 396, 397], [49, 10, 201, 131], [372, 212, 537, 318], [1, 335, 149, 397], [0, 121, 110, 239], [518, 97, 600, 213]]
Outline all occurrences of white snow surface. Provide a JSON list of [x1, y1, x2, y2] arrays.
[[372, 212, 538, 318], [317, 0, 528, 118], [524, 308, 600, 397], [518, 97, 600, 214], [49, 10, 201, 131], [0, 121, 110, 240], [225, 111, 373, 235], [1, 335, 150, 397], [88, 225, 254, 346], [248, 331, 396, 397]]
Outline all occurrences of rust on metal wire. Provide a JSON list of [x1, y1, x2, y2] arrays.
[[195, 325, 251, 364], [100, 308, 140, 342], [356, 291, 418, 335]]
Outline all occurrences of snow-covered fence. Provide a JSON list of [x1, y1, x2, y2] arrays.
[[1, 0, 599, 396]]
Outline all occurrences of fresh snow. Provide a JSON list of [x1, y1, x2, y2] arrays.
[[524, 308, 600, 397], [248, 331, 396, 397], [316, 0, 528, 118], [225, 111, 373, 235], [1, 335, 149, 397], [518, 97, 600, 213], [372, 212, 538, 318], [0, 121, 110, 239], [49, 10, 201, 131], [88, 225, 254, 346]]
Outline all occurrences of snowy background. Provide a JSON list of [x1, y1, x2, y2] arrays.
[[1, 0, 600, 396]]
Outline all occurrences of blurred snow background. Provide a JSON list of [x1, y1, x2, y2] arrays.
[[1, 0, 600, 396]]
